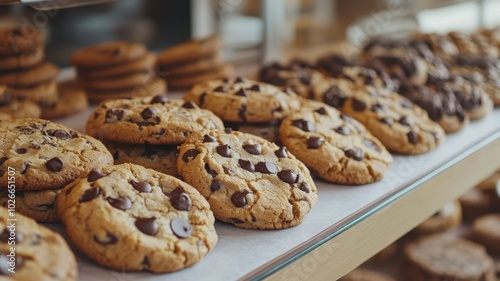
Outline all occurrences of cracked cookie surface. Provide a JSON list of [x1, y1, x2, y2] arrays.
[[280, 101, 393, 185], [0, 118, 114, 191], [0, 189, 60, 223], [57, 163, 217, 273], [183, 77, 302, 123], [0, 207, 77, 280], [177, 129, 318, 229], [86, 95, 224, 145]]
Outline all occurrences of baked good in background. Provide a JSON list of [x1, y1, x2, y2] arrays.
[[71, 41, 165, 103], [472, 214, 500, 254], [459, 170, 500, 221], [157, 35, 233, 89], [177, 129, 318, 229], [411, 200, 462, 236]]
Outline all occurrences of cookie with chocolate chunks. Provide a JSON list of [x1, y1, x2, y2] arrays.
[[57, 163, 217, 273], [183, 77, 302, 123], [280, 101, 393, 185], [0, 188, 61, 223], [86, 95, 224, 145], [70, 41, 147, 68], [0, 207, 77, 280], [0, 118, 113, 191], [177, 130, 317, 229]]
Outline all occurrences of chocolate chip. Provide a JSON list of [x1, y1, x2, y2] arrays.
[[205, 163, 218, 177], [80, 188, 103, 202], [238, 104, 247, 122], [213, 86, 227, 92], [135, 218, 158, 236], [363, 139, 381, 152], [334, 126, 351, 136], [170, 218, 193, 238], [93, 232, 118, 245], [323, 87, 346, 108], [140, 107, 157, 119], [141, 256, 150, 268], [243, 144, 261, 155], [291, 119, 315, 132], [278, 169, 297, 184], [407, 131, 419, 144], [0, 90, 11, 106], [168, 188, 192, 211], [199, 93, 207, 106], [399, 116, 414, 127], [352, 99, 367, 111], [299, 182, 310, 193], [87, 169, 106, 182], [274, 146, 288, 158], [255, 161, 278, 174], [53, 130, 71, 140], [111, 48, 121, 56], [210, 179, 223, 192], [182, 149, 200, 162], [45, 157, 63, 172], [371, 103, 387, 112], [105, 109, 124, 121], [0, 157, 8, 165], [379, 117, 394, 125], [344, 148, 364, 161], [224, 128, 233, 134], [21, 163, 30, 175], [315, 107, 327, 115], [249, 84, 263, 92], [0, 229, 10, 243], [131, 180, 152, 193], [238, 159, 255, 172], [201, 135, 215, 143], [182, 101, 196, 109], [235, 88, 247, 97], [150, 95, 169, 104], [15, 148, 27, 154], [231, 190, 249, 207], [216, 145, 232, 157], [231, 218, 244, 224], [234, 77, 245, 83], [107, 196, 132, 211], [307, 137, 324, 149]]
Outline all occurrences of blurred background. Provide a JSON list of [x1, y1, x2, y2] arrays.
[[0, 0, 499, 66]]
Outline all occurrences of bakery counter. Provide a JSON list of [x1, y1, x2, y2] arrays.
[[50, 75, 500, 280]]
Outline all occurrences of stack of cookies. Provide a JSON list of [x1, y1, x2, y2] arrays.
[[0, 118, 114, 223], [0, 84, 41, 119], [0, 26, 60, 111], [85, 94, 225, 177], [71, 41, 166, 103], [157, 35, 233, 89]]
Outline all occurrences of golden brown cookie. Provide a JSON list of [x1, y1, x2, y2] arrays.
[[0, 47, 44, 70], [9, 81, 59, 106], [412, 201, 462, 235], [157, 35, 221, 66], [162, 54, 222, 76], [77, 52, 156, 78], [41, 81, 89, 119], [0, 188, 60, 223], [472, 214, 500, 254], [166, 63, 233, 89], [0, 26, 43, 55], [70, 41, 147, 68], [0, 61, 59, 86], [85, 77, 166, 103]]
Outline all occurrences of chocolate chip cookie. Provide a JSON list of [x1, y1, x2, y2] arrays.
[[472, 214, 500, 254], [9, 81, 58, 106], [77, 52, 156, 79], [411, 33, 459, 63], [105, 141, 179, 177], [0, 26, 43, 55], [0, 99, 41, 119], [86, 95, 224, 145], [183, 77, 302, 123], [41, 81, 88, 119], [0, 47, 44, 71], [404, 234, 496, 281], [70, 41, 147, 68], [57, 163, 217, 272], [0, 61, 59, 86], [280, 101, 393, 184], [177, 129, 318, 229], [0, 207, 77, 280], [85, 77, 166, 103], [157, 35, 221, 66], [0, 118, 114, 191], [0, 188, 60, 223]]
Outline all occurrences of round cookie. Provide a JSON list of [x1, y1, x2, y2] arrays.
[[70, 41, 147, 68], [77, 52, 156, 78], [409, 40, 451, 83], [412, 201, 462, 235], [448, 31, 499, 58], [105, 141, 179, 177], [0, 26, 43, 55], [162, 54, 222, 76], [166, 63, 233, 89], [404, 234, 496, 281], [0, 62, 59, 86], [411, 33, 459, 63], [157, 35, 221, 66], [398, 83, 468, 133], [85, 77, 166, 103], [177, 129, 318, 229], [0, 99, 41, 119], [184, 77, 302, 123], [9, 81, 59, 106], [0, 188, 60, 223], [41, 81, 88, 119], [0, 207, 77, 280], [342, 90, 446, 155], [0, 47, 44, 70], [0, 118, 114, 191], [80, 72, 155, 91], [339, 268, 396, 281], [472, 214, 500, 254], [279, 102, 393, 185], [86, 95, 224, 145], [224, 121, 281, 144], [459, 188, 499, 222], [57, 163, 217, 272]]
